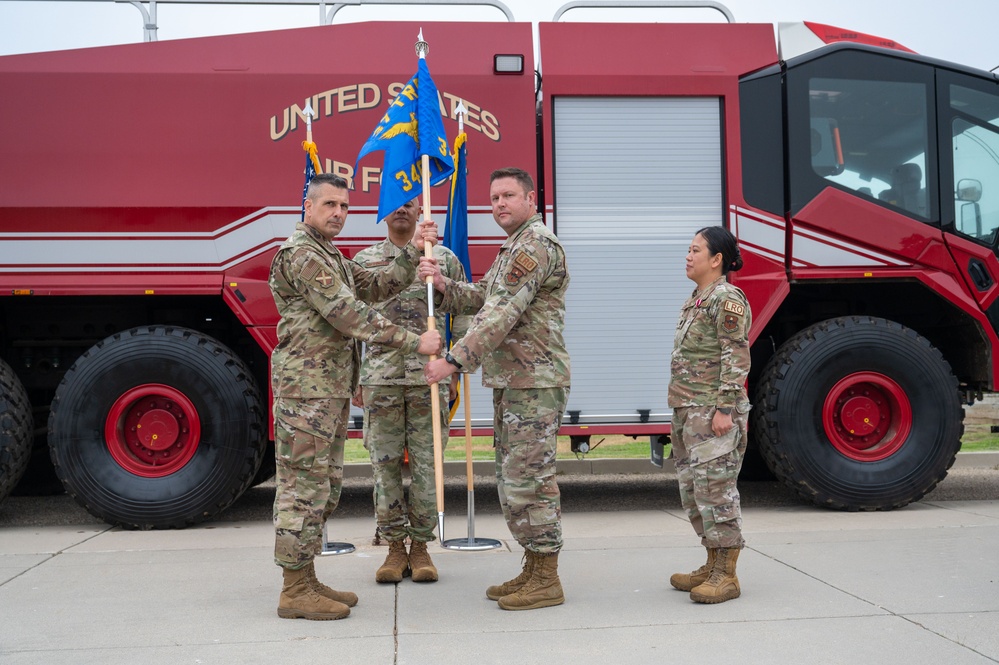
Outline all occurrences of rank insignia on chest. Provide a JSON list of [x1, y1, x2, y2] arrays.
[[723, 313, 740, 333], [505, 250, 538, 286]]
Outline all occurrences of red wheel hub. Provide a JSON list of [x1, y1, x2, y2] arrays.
[[822, 372, 911, 462], [105, 384, 201, 477]]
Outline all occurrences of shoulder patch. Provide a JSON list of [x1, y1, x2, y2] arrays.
[[504, 250, 538, 287], [301, 259, 319, 282], [302, 259, 334, 288], [513, 251, 538, 273], [723, 300, 746, 317]]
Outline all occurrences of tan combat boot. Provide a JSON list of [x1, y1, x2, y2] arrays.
[[486, 551, 535, 600], [375, 539, 411, 583], [690, 547, 741, 604], [277, 566, 351, 620], [669, 548, 717, 592], [497, 551, 564, 611], [304, 561, 358, 607], [409, 540, 439, 583]]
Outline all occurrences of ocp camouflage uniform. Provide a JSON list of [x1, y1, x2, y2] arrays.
[[668, 275, 752, 549], [270, 222, 424, 570], [354, 241, 469, 544], [440, 212, 570, 554]]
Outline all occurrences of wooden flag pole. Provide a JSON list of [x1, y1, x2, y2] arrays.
[[462, 376, 473, 489], [305, 100, 314, 146], [454, 101, 474, 496], [303, 100, 322, 174], [440, 104, 500, 552], [414, 28, 445, 542], [307, 98, 355, 556], [421, 152, 446, 543]]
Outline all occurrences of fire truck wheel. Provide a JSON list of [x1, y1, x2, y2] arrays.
[[250, 442, 276, 486], [48, 326, 266, 529], [754, 316, 962, 511], [0, 358, 33, 504]]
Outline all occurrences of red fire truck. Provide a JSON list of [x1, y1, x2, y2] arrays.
[[1, 8, 997, 527]]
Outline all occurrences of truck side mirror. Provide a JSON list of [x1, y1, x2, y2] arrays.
[[956, 179, 984, 237], [956, 178, 982, 202]]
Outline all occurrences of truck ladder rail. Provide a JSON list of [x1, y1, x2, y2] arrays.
[[323, 0, 514, 24], [552, 0, 734, 23], [0, 0, 515, 43]]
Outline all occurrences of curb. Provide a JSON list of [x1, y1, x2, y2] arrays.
[[343, 451, 999, 479]]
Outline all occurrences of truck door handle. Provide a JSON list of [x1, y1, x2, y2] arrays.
[[968, 258, 993, 291]]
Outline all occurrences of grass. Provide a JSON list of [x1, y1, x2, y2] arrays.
[[344, 425, 999, 463], [344, 435, 656, 463], [957, 423, 999, 452]]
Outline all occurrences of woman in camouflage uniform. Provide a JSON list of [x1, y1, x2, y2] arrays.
[[667, 225, 751, 604]]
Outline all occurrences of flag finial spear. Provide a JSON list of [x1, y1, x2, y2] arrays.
[[455, 99, 467, 135], [304, 99, 315, 143], [415, 28, 429, 59]]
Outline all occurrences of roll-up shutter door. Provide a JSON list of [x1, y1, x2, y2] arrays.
[[553, 96, 722, 424]]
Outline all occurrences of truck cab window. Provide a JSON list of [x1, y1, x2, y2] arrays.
[[949, 85, 999, 246], [786, 49, 935, 221], [810, 77, 928, 218]]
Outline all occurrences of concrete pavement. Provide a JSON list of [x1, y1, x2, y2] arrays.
[[2, 472, 998, 664]]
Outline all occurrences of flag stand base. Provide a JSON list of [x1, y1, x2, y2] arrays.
[[319, 522, 355, 556], [442, 490, 502, 551]]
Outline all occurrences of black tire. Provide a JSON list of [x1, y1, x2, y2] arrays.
[[48, 326, 266, 528], [0, 358, 32, 504], [737, 441, 777, 482], [11, 431, 65, 496], [250, 440, 276, 486], [754, 316, 962, 511]]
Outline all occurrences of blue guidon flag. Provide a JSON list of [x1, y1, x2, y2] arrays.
[[444, 131, 471, 422], [356, 57, 454, 222], [444, 132, 472, 285]]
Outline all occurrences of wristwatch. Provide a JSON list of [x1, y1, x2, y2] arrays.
[[444, 352, 462, 369], [716, 407, 733, 416]]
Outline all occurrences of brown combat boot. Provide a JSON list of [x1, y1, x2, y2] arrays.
[[497, 551, 564, 611], [277, 566, 351, 620], [304, 561, 358, 607], [669, 548, 717, 592], [690, 547, 741, 604], [409, 540, 439, 583], [486, 551, 536, 600], [375, 539, 411, 583]]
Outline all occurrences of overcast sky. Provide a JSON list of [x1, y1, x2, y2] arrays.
[[0, 0, 996, 72]]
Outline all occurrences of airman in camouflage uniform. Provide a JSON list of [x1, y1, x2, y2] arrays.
[[422, 167, 570, 612], [353, 198, 469, 584], [667, 225, 751, 605], [269, 173, 441, 621]]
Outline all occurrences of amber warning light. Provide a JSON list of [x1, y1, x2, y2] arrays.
[[12, 289, 33, 296]]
